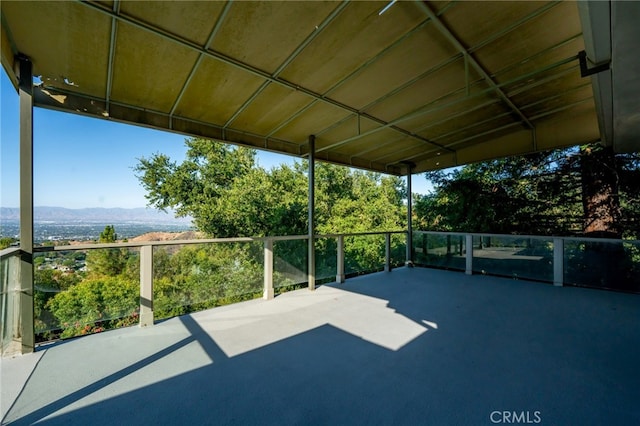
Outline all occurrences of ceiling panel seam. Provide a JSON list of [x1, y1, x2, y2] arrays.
[[32, 84, 301, 153], [312, 5, 469, 142], [265, 13, 434, 141], [415, 0, 534, 130], [528, 97, 593, 121], [222, 1, 349, 129], [399, 96, 594, 167], [489, 33, 582, 80], [105, 0, 120, 113], [349, 9, 568, 127], [520, 82, 592, 112], [77, 1, 444, 155], [315, 54, 578, 154], [398, 72, 590, 161], [168, 1, 234, 123], [468, 1, 562, 54], [314, 5, 570, 154], [505, 65, 579, 98], [398, 121, 523, 165]]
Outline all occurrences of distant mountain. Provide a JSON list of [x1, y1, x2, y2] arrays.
[[1, 206, 192, 224]]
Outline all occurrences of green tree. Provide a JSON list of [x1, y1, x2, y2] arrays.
[[0, 237, 17, 250], [86, 225, 129, 276], [45, 276, 138, 338], [135, 138, 256, 236]]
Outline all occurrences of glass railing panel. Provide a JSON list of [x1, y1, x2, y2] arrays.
[[315, 237, 337, 284], [273, 238, 308, 292], [472, 235, 553, 282], [153, 241, 263, 321], [414, 232, 466, 271], [390, 233, 407, 268], [564, 239, 640, 292], [344, 234, 385, 276], [34, 247, 139, 342], [1, 250, 21, 355]]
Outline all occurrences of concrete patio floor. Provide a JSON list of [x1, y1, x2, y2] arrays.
[[1, 267, 639, 425]]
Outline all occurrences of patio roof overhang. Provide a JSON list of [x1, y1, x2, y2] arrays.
[[1, 1, 639, 175]]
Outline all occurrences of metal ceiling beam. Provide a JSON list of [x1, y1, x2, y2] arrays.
[[398, 97, 593, 168], [105, 0, 120, 113], [312, 4, 564, 152], [528, 97, 593, 121], [415, 1, 533, 130], [352, 98, 502, 162], [368, 83, 590, 164], [312, 1, 457, 141], [519, 82, 592, 112], [223, 1, 349, 129], [296, 16, 435, 141], [263, 13, 455, 149], [316, 54, 577, 154], [341, 31, 580, 135], [385, 80, 591, 164], [77, 0, 438, 150], [323, 4, 563, 139], [489, 33, 582, 79], [169, 1, 234, 120], [468, 1, 561, 54]]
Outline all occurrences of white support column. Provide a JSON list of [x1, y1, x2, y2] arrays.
[[18, 55, 34, 354], [264, 238, 274, 299], [308, 135, 316, 290], [139, 245, 154, 327], [336, 235, 345, 284], [553, 238, 564, 287], [384, 233, 391, 272], [465, 234, 473, 275]]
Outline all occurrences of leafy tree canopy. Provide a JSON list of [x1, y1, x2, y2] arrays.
[[135, 138, 407, 237], [416, 145, 640, 238]]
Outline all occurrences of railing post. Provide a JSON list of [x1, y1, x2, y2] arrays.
[[384, 233, 391, 272], [465, 234, 473, 275], [308, 135, 316, 290], [553, 238, 564, 286], [139, 245, 154, 327], [264, 238, 274, 299], [336, 235, 345, 283]]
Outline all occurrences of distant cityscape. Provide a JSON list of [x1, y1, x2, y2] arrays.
[[0, 207, 192, 243]]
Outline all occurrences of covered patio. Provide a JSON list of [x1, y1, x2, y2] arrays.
[[2, 1, 640, 423], [3, 267, 639, 425]]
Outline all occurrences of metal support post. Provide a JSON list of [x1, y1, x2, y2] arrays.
[[553, 238, 564, 286], [384, 233, 392, 272], [264, 239, 274, 298], [465, 234, 473, 275], [139, 245, 154, 327], [18, 55, 34, 354], [336, 235, 345, 283], [308, 135, 316, 290], [404, 162, 414, 266]]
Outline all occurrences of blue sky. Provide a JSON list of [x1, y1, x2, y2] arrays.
[[1, 70, 431, 209]]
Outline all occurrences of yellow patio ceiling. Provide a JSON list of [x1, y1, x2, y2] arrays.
[[3, 0, 634, 175]]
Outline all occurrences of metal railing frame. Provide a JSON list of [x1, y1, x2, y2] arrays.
[[4, 230, 638, 355], [1, 247, 23, 356], [28, 231, 407, 332], [413, 231, 640, 286]]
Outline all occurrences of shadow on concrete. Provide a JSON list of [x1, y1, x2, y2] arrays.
[[3, 268, 639, 425]]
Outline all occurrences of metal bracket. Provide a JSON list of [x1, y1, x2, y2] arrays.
[[578, 50, 610, 77]]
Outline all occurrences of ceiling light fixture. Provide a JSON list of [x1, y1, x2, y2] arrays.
[[378, 0, 397, 16]]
